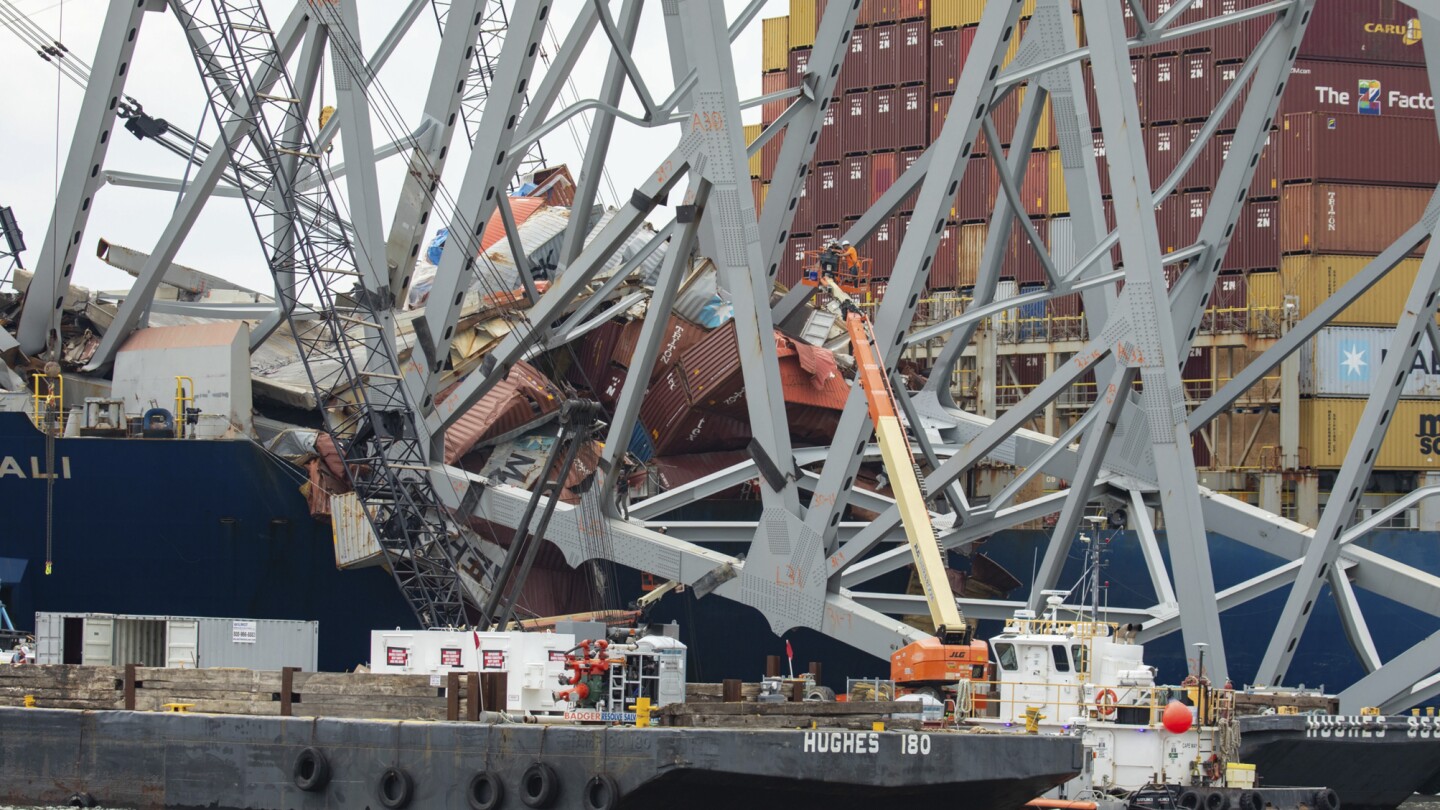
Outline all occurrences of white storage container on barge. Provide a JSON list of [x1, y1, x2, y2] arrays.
[[34, 612, 318, 670]]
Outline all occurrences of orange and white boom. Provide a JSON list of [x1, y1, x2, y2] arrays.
[[822, 276, 968, 644]]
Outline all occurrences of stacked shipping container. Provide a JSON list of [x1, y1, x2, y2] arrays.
[[758, 0, 1436, 469]]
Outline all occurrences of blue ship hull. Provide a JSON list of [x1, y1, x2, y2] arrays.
[[3, 411, 1439, 695]]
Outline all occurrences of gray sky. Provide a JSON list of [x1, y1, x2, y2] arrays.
[[0, 0, 785, 296]]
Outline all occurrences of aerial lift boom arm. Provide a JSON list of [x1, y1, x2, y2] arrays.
[[822, 275, 968, 645]]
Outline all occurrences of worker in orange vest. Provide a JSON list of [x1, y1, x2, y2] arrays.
[[840, 240, 859, 276]]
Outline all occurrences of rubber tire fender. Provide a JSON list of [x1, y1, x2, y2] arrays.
[[378, 765, 414, 809], [468, 770, 505, 810], [292, 747, 331, 792], [1205, 791, 1232, 810], [1314, 788, 1341, 810], [1237, 790, 1262, 810], [66, 793, 96, 808], [1178, 789, 1205, 810], [520, 761, 559, 808], [582, 774, 621, 810]]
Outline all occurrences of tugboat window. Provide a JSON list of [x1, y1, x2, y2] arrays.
[[994, 642, 1018, 671], [1051, 644, 1070, 672], [1071, 644, 1088, 674]]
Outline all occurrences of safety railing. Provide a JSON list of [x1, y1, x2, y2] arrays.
[[29, 372, 64, 436]]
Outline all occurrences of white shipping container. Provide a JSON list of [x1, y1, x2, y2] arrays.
[[1048, 216, 1077, 276], [35, 612, 318, 671], [330, 492, 385, 569], [370, 629, 575, 714], [1300, 327, 1440, 398]]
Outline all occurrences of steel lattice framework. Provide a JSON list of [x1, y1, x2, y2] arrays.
[[18, 0, 1440, 712]]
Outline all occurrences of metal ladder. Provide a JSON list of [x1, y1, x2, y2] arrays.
[[173, 0, 484, 628]]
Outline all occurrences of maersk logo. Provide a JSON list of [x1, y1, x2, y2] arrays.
[[1338, 340, 1370, 381], [1417, 414, 1440, 455], [1358, 79, 1383, 115]]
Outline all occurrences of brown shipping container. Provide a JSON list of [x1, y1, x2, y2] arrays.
[[842, 155, 871, 219], [899, 147, 924, 212], [817, 99, 842, 164], [898, 0, 927, 20], [1280, 184, 1430, 256], [814, 163, 843, 227], [842, 28, 871, 91], [844, 91, 871, 155], [1222, 199, 1280, 272], [930, 92, 953, 145], [1005, 218, 1050, 285], [871, 89, 898, 152], [762, 71, 789, 127], [955, 156, 992, 222], [680, 322, 743, 414], [1213, 59, 1249, 131], [897, 20, 927, 86], [930, 29, 960, 92], [1148, 124, 1214, 192], [1299, 0, 1425, 67], [930, 222, 959, 289], [896, 86, 927, 149], [868, 217, 899, 280], [1215, 131, 1278, 200], [1147, 53, 1214, 123], [1144, 0, 1213, 54], [1206, 273, 1249, 332], [788, 48, 812, 92], [1083, 56, 1147, 126], [1091, 129, 1113, 199], [957, 222, 984, 288], [1282, 60, 1432, 118], [1211, 0, 1267, 63], [858, 0, 900, 27], [761, 132, 784, 187], [794, 173, 815, 234], [1300, 399, 1440, 470], [1282, 254, 1426, 325], [871, 24, 899, 88], [1279, 112, 1440, 188], [871, 151, 898, 206], [1160, 191, 1209, 254], [781, 236, 814, 289], [762, 17, 790, 74]]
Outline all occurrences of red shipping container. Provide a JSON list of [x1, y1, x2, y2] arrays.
[[1213, 58, 1249, 131], [1222, 199, 1279, 272], [1281, 60, 1433, 118], [990, 89, 1021, 148], [842, 155, 871, 219], [868, 216, 899, 280], [1148, 53, 1214, 123], [1004, 217, 1050, 285], [1091, 129, 1113, 199], [930, 29, 960, 93], [788, 48, 812, 93], [1208, 272, 1249, 327], [1279, 112, 1440, 188], [817, 99, 842, 164], [1144, 0, 1213, 53], [857, 0, 900, 27], [897, 21, 927, 87], [899, 147, 924, 212], [841, 28, 871, 91], [896, 86, 927, 149], [870, 151, 898, 206], [1215, 130, 1278, 200], [930, 92, 953, 146], [762, 71, 789, 126], [1299, 0, 1426, 67], [871, 24, 899, 88], [955, 156, 992, 223], [1148, 123, 1214, 192], [1019, 151, 1049, 216], [929, 222, 960, 289], [813, 163, 843, 227], [1182, 346, 1212, 402], [1083, 56, 1147, 126], [781, 235, 814, 289], [871, 89, 898, 152], [1156, 191, 1209, 254], [1211, 0, 1267, 64], [843, 90, 871, 155], [897, 0, 925, 21]]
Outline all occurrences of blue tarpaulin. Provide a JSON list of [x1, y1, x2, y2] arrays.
[[426, 228, 449, 266]]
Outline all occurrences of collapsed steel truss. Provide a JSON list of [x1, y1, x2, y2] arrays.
[[19, 0, 1440, 711]]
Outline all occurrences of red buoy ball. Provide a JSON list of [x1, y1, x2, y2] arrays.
[[1162, 700, 1193, 734]]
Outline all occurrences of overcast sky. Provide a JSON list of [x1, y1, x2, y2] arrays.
[[0, 0, 784, 296]]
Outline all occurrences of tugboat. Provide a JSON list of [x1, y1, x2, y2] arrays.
[[962, 529, 1333, 810]]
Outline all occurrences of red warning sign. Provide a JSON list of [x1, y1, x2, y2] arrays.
[[481, 650, 507, 670], [386, 646, 409, 666], [440, 648, 462, 667]]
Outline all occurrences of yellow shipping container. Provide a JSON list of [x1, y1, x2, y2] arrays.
[[745, 123, 763, 179], [1281, 255, 1423, 326], [1301, 398, 1440, 469], [1021, 0, 1036, 19], [762, 17, 790, 73], [1047, 151, 1068, 216], [931, 0, 983, 30], [1247, 270, 1281, 332], [789, 0, 816, 49]]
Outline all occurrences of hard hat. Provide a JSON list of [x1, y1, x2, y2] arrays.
[[841, 240, 852, 246]]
